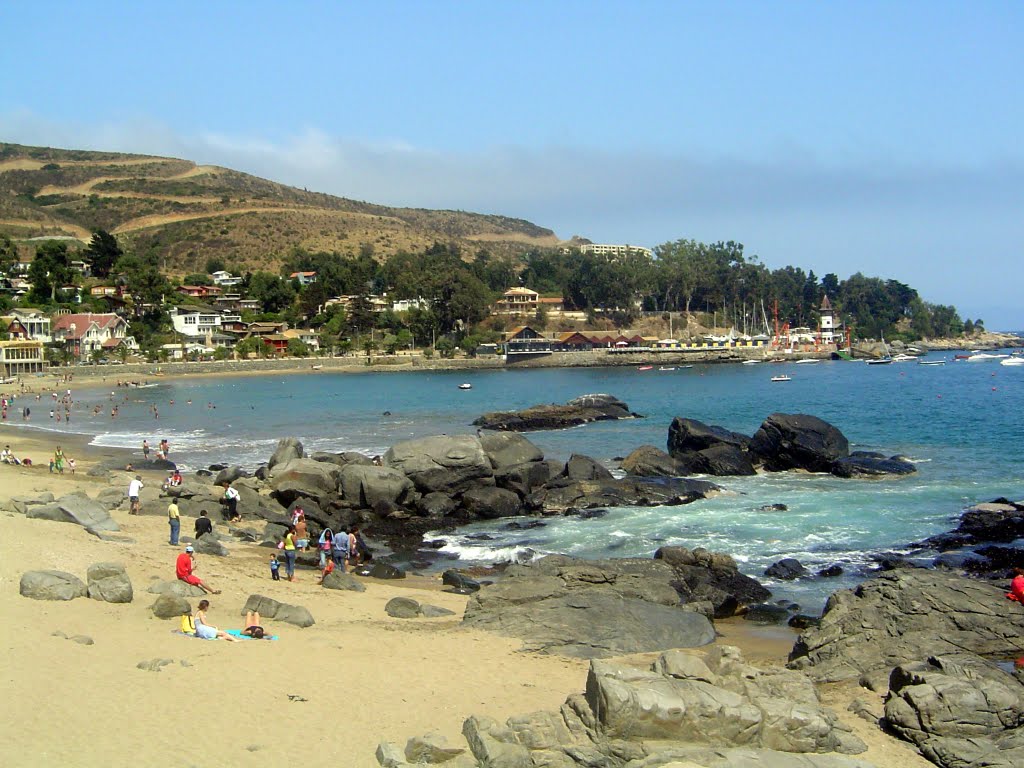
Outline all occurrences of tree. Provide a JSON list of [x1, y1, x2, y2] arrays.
[[0, 234, 17, 276], [234, 337, 265, 359], [83, 230, 122, 278], [28, 241, 74, 303], [205, 257, 226, 274], [248, 271, 295, 313], [286, 338, 310, 357]]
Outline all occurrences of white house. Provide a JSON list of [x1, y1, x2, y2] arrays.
[[170, 307, 224, 338], [210, 270, 244, 287], [391, 297, 430, 313], [289, 271, 318, 286], [51, 312, 136, 359], [4, 309, 52, 342]]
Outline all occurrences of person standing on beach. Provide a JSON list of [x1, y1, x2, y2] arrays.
[[159, 438, 169, 459], [282, 526, 297, 581], [142, 439, 150, 461], [127, 474, 143, 514], [53, 446, 65, 474], [167, 499, 180, 546], [222, 483, 241, 521]]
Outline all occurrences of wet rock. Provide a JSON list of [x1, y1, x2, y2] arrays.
[[743, 603, 792, 624], [472, 394, 641, 432], [368, 562, 406, 580], [832, 453, 916, 478], [818, 564, 844, 578], [766, 558, 810, 580], [749, 413, 850, 473], [620, 445, 691, 477], [460, 486, 522, 519], [442, 569, 481, 594]]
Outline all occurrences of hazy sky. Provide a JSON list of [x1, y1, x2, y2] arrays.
[[2, 2, 1021, 328]]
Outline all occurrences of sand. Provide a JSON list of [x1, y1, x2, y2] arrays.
[[0, 431, 932, 768]]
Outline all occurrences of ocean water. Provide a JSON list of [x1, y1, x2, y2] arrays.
[[11, 353, 1024, 611]]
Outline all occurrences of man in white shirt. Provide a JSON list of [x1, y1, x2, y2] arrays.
[[128, 475, 144, 514]]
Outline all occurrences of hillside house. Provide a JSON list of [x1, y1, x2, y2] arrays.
[[2, 309, 52, 342], [210, 271, 243, 287], [0, 339, 46, 377], [289, 271, 318, 286], [51, 312, 136, 359]]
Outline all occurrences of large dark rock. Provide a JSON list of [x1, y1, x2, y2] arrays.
[[442, 569, 481, 594], [20, 570, 88, 601], [535, 476, 720, 515], [668, 417, 751, 455], [749, 413, 850, 473], [686, 444, 757, 476], [26, 492, 119, 532], [919, 499, 1024, 551], [367, 562, 406, 580], [385, 596, 422, 618], [384, 435, 494, 494], [338, 464, 414, 508], [241, 594, 314, 627], [832, 453, 917, 478], [885, 654, 1024, 768], [494, 461, 551, 497], [191, 536, 229, 556], [654, 546, 772, 616], [765, 558, 810, 580], [472, 394, 641, 432], [788, 569, 1024, 685], [416, 492, 457, 518], [563, 454, 614, 481], [460, 486, 522, 519]]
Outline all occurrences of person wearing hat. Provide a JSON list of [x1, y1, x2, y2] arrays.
[[175, 545, 219, 594], [127, 474, 144, 515]]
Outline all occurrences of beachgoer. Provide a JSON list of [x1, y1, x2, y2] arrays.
[[318, 557, 335, 585], [282, 526, 297, 581], [240, 611, 269, 639], [270, 555, 280, 581], [159, 438, 169, 458], [67, 457, 75, 474], [1007, 568, 1024, 603], [332, 527, 349, 570], [318, 528, 333, 569], [222, 483, 241, 521], [194, 600, 237, 641], [127, 474, 143, 514], [54, 446, 65, 474], [294, 511, 309, 551], [168, 499, 181, 546], [1, 445, 19, 465], [348, 526, 362, 567], [142, 439, 150, 460], [175, 545, 219, 594], [194, 510, 213, 539]]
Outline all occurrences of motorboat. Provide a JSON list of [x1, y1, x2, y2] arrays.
[[891, 354, 918, 362], [637, 365, 654, 371], [742, 360, 761, 365], [966, 352, 1010, 362], [770, 375, 792, 382], [658, 366, 676, 371], [1000, 357, 1024, 366], [795, 358, 819, 364], [458, 383, 472, 390], [866, 357, 892, 365], [917, 359, 946, 366]]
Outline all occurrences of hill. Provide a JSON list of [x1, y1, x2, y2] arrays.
[[0, 143, 560, 271]]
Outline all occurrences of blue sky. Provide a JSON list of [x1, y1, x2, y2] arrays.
[[2, 1, 1022, 329]]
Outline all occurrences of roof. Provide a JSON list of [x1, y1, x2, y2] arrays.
[[820, 295, 833, 311], [52, 313, 124, 339], [289, 271, 317, 277]]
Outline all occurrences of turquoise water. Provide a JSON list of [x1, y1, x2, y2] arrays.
[[10, 354, 1024, 611]]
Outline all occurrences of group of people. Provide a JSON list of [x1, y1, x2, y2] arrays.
[[142, 438, 171, 461], [185, 603, 269, 642], [49, 445, 74, 474]]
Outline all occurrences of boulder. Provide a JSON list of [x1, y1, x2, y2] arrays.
[[385, 597, 422, 618], [687, 444, 758, 476], [268, 437, 304, 469], [148, 580, 206, 598], [416, 492, 457, 518], [621, 445, 692, 477], [668, 417, 752, 456], [338, 464, 414, 508], [20, 570, 87, 601], [321, 570, 366, 592], [86, 562, 133, 603], [151, 593, 192, 619], [420, 604, 456, 618], [241, 594, 315, 628], [749, 413, 849, 473], [460, 486, 522, 519], [312, 450, 372, 467], [479, 432, 544, 469], [788, 569, 1024, 684], [26, 492, 119, 532], [368, 562, 406, 580], [95, 487, 127, 510], [918, 498, 1024, 551], [384, 435, 494, 494], [442, 570, 481, 594], [765, 559, 810, 580], [404, 732, 466, 764], [563, 453, 613, 481], [213, 466, 245, 485], [472, 394, 640, 432], [654, 546, 772, 616], [535, 476, 720, 515], [270, 458, 339, 505], [743, 603, 792, 625], [192, 536, 229, 556], [884, 654, 1024, 768], [494, 461, 551, 497], [832, 453, 917, 478]]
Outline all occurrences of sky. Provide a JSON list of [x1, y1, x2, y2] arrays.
[[1, 1, 1022, 329]]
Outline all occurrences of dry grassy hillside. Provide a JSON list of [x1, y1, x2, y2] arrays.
[[0, 143, 560, 270]]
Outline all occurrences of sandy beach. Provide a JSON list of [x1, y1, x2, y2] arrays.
[[0, 429, 933, 768]]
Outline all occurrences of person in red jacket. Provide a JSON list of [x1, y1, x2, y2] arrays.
[[176, 545, 219, 594], [1006, 568, 1024, 603]]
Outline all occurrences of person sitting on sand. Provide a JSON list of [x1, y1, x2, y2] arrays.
[[317, 557, 335, 585], [1, 445, 20, 465], [1007, 568, 1024, 603], [240, 611, 270, 639], [194, 600, 237, 641], [176, 545, 219, 594], [194, 510, 213, 539]]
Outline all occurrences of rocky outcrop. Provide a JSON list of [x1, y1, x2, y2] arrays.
[[86, 562, 133, 603], [788, 570, 1024, 686], [379, 646, 870, 767], [25, 492, 119, 532], [268, 437, 303, 469], [831, 452, 917, 478], [241, 594, 315, 628], [460, 486, 522, 519], [918, 498, 1024, 551], [20, 570, 88, 601], [621, 445, 692, 477], [472, 393, 641, 432], [655, 546, 772, 617], [750, 413, 850, 473], [534, 476, 721, 514], [884, 654, 1024, 768], [384, 435, 494, 494], [338, 464, 414, 508], [269, 458, 339, 505], [669, 417, 751, 454], [462, 553, 768, 656]]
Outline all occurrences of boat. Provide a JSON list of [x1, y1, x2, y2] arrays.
[[311, 364, 323, 370], [1000, 357, 1024, 366], [770, 375, 792, 382], [658, 366, 676, 371], [891, 353, 918, 362], [794, 358, 819, 364], [866, 333, 893, 364], [741, 360, 761, 366], [458, 383, 472, 390], [966, 352, 1010, 362], [637, 365, 654, 371], [917, 359, 946, 366]]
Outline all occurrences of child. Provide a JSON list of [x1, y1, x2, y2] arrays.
[[317, 557, 335, 585], [269, 555, 280, 581], [68, 457, 76, 475]]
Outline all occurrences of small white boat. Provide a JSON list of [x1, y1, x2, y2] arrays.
[[311, 364, 323, 370], [892, 353, 918, 362], [866, 357, 892, 365], [658, 366, 676, 371], [458, 383, 472, 390], [770, 375, 792, 382], [1000, 357, 1024, 366], [742, 360, 761, 366], [966, 352, 1009, 362], [917, 359, 946, 366], [794, 358, 819, 364]]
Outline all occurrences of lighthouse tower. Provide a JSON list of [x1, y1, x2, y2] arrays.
[[819, 295, 836, 345]]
